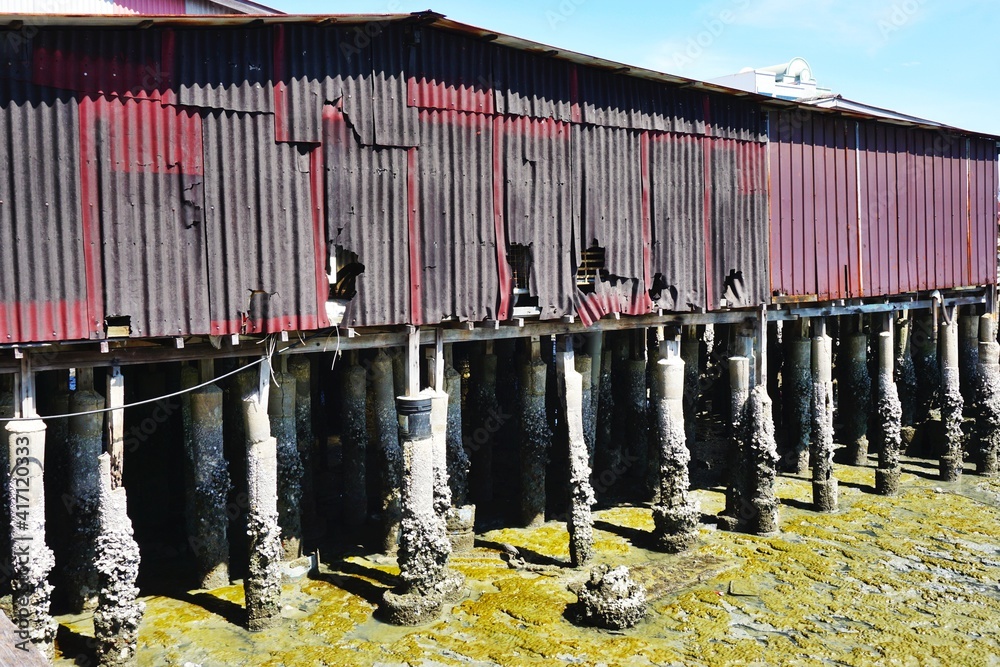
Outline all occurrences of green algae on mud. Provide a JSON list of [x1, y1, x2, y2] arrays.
[[51, 458, 1000, 666]]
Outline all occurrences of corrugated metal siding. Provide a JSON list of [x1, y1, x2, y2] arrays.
[[324, 105, 410, 327], [859, 124, 970, 296], [492, 45, 575, 122], [501, 115, 576, 319], [201, 110, 324, 334], [0, 0, 186, 13], [577, 67, 704, 135], [82, 96, 211, 337], [573, 123, 652, 323], [31, 29, 168, 100], [416, 109, 499, 323], [970, 137, 999, 285], [0, 78, 92, 343], [769, 110, 860, 300], [174, 27, 273, 113], [184, 0, 241, 13], [408, 27, 494, 115], [709, 137, 768, 308], [649, 132, 706, 312]]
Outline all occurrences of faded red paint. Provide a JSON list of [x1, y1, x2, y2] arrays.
[[77, 96, 105, 338], [309, 145, 330, 329], [0, 301, 90, 343], [492, 114, 512, 321], [273, 23, 290, 142], [406, 146, 423, 326]]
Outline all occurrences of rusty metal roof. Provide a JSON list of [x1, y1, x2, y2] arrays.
[[0, 10, 994, 140]]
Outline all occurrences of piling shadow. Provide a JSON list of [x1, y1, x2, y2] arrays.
[[55, 623, 96, 666], [175, 590, 245, 626], [838, 478, 877, 494], [474, 538, 569, 568], [591, 520, 656, 551], [779, 497, 815, 511], [310, 558, 395, 608], [900, 466, 944, 482]]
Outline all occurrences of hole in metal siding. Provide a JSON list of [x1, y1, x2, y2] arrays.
[[575, 244, 606, 294]]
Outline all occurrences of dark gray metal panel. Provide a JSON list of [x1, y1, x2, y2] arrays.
[[649, 132, 706, 312], [575, 123, 645, 282], [276, 23, 377, 145], [370, 23, 419, 147], [707, 92, 766, 143], [0, 78, 92, 343], [417, 109, 499, 323], [492, 44, 574, 122], [89, 98, 212, 338], [709, 138, 769, 308], [324, 106, 411, 327], [502, 116, 577, 319], [201, 110, 322, 335], [175, 26, 273, 113], [409, 27, 494, 115], [578, 67, 704, 135]]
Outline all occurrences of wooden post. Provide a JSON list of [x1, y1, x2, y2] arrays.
[[106, 367, 125, 489]]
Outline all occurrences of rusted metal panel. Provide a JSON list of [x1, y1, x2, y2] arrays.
[[770, 110, 863, 300], [858, 124, 975, 296], [572, 123, 651, 323], [500, 115, 576, 319], [30, 28, 169, 100], [0, 78, 92, 344], [709, 137, 768, 308], [79, 96, 212, 338], [201, 110, 325, 335], [408, 27, 494, 115], [174, 26, 272, 113], [649, 132, 706, 312], [0, 0, 186, 13], [416, 109, 500, 324], [324, 105, 411, 327]]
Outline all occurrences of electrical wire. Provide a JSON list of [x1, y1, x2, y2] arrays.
[[0, 328, 335, 423]]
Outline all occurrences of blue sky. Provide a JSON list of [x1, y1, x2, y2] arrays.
[[272, 0, 1000, 136]]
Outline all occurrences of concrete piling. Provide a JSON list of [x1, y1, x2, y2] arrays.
[[519, 341, 550, 528], [912, 310, 940, 424], [959, 312, 981, 405], [187, 361, 231, 590], [812, 321, 838, 512], [895, 315, 918, 438], [240, 364, 282, 632], [443, 357, 475, 553], [0, 388, 12, 596], [288, 356, 320, 538], [559, 338, 595, 568], [840, 328, 871, 466], [651, 356, 698, 552], [976, 316, 1000, 476], [93, 452, 143, 667], [341, 356, 368, 528], [875, 331, 903, 496], [372, 351, 402, 552], [742, 385, 780, 535], [624, 332, 649, 491], [470, 346, 499, 505], [269, 364, 302, 560], [939, 316, 964, 481], [6, 416, 55, 658], [723, 356, 751, 526], [681, 327, 700, 452], [594, 344, 615, 493], [430, 391, 451, 517], [382, 395, 462, 625], [65, 367, 103, 612], [783, 321, 812, 473]]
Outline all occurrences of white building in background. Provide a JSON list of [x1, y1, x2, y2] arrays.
[[709, 57, 832, 101], [0, 0, 277, 13], [710, 56, 946, 127]]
